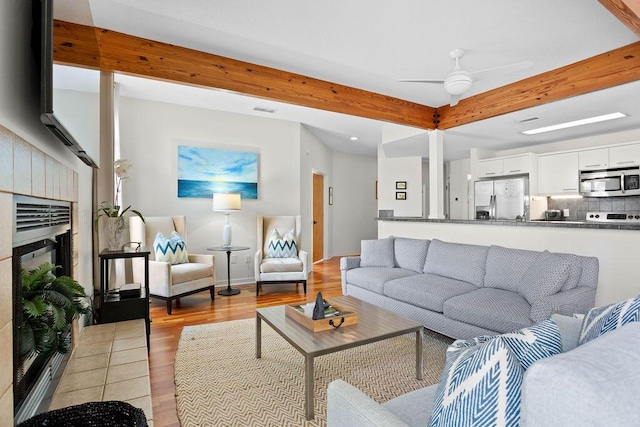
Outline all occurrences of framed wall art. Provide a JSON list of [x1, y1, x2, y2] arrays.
[[329, 187, 334, 205], [177, 145, 258, 199], [396, 181, 407, 190], [396, 191, 406, 200]]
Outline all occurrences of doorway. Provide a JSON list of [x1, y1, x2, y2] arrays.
[[312, 172, 324, 262]]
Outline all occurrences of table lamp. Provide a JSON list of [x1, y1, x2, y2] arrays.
[[212, 193, 241, 247]]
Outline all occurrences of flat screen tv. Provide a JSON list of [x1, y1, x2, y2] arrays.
[[33, 0, 98, 168]]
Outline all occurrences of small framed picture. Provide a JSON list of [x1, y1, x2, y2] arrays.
[[396, 181, 407, 190], [329, 186, 334, 205], [396, 191, 406, 200], [375, 180, 378, 200]]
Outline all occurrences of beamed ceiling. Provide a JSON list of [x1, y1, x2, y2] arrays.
[[52, 0, 640, 159]]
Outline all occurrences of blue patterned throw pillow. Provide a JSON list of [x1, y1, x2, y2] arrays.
[[266, 229, 298, 258], [154, 231, 189, 264], [429, 319, 562, 427], [579, 294, 640, 345]]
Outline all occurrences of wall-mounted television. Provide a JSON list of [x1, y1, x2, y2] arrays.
[[33, 0, 98, 168]]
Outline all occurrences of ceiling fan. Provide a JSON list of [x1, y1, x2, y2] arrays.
[[399, 48, 532, 107]]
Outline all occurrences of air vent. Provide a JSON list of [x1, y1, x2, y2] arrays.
[[515, 117, 540, 124], [253, 106, 277, 113], [13, 195, 71, 247]]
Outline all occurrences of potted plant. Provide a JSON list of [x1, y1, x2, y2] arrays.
[[95, 159, 145, 250], [21, 263, 90, 358]]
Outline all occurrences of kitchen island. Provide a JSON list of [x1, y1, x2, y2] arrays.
[[377, 217, 640, 308]]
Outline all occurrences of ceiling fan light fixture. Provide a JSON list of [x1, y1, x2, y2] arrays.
[[444, 73, 472, 95]]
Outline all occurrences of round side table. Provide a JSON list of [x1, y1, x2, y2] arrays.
[[207, 246, 250, 296]]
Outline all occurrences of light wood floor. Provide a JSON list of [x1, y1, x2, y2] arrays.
[[148, 256, 345, 427]]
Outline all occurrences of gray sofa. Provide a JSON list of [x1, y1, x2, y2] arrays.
[[340, 237, 599, 339], [327, 315, 640, 426]]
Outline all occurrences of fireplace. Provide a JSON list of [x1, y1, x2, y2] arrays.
[[12, 195, 73, 422]]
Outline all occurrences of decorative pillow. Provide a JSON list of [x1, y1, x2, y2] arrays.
[[359, 238, 394, 268], [519, 250, 571, 305], [266, 228, 298, 258], [393, 238, 430, 273], [429, 319, 562, 427], [428, 337, 523, 427], [154, 231, 188, 264], [579, 294, 640, 345]]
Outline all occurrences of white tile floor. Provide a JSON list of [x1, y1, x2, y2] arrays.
[[50, 319, 153, 423]]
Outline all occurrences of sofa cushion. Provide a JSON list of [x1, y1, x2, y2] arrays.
[[383, 384, 438, 427], [345, 267, 418, 294], [484, 245, 539, 292], [423, 239, 488, 287], [428, 336, 524, 427], [170, 262, 213, 284], [519, 250, 570, 305], [521, 322, 640, 427], [444, 288, 533, 333], [393, 238, 430, 274], [554, 253, 581, 291], [383, 274, 477, 313], [259, 257, 303, 273], [579, 294, 640, 345], [360, 238, 395, 268], [429, 319, 561, 427]]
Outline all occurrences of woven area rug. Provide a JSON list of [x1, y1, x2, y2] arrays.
[[174, 318, 453, 426]]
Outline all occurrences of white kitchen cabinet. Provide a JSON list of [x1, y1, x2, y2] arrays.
[[479, 158, 503, 177], [538, 152, 579, 195], [503, 155, 529, 175], [579, 148, 608, 170], [479, 154, 530, 178], [609, 143, 640, 167]]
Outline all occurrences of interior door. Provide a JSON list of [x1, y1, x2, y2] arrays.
[[312, 173, 324, 262]]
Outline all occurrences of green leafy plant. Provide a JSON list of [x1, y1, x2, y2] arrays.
[[21, 263, 90, 359]]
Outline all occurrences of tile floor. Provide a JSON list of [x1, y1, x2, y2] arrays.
[[50, 319, 153, 425]]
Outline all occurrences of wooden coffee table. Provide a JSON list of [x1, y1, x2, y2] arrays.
[[255, 295, 423, 420]]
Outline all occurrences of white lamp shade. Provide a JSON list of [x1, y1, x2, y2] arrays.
[[212, 193, 241, 211]]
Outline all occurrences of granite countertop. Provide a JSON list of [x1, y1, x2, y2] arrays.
[[376, 217, 640, 230]]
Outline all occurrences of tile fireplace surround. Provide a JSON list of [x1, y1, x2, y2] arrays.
[[0, 124, 80, 423]]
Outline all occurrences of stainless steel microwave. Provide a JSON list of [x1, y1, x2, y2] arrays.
[[579, 167, 640, 197]]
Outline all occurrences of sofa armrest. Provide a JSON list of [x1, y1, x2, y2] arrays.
[[299, 250, 309, 277], [340, 256, 361, 271], [187, 253, 214, 265], [340, 257, 361, 295], [132, 258, 171, 298], [254, 250, 263, 281], [530, 287, 596, 322], [327, 380, 408, 427]]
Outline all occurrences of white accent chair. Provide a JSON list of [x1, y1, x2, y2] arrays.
[[254, 215, 308, 296], [129, 216, 215, 314]]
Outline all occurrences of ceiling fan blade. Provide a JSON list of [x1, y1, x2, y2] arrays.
[[469, 61, 533, 81], [398, 79, 445, 84], [449, 94, 462, 107]]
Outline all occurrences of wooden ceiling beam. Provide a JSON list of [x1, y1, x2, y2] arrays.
[[53, 20, 435, 130], [436, 41, 640, 129], [598, 0, 640, 37]]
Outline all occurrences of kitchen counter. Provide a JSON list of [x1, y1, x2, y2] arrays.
[[376, 217, 640, 230]]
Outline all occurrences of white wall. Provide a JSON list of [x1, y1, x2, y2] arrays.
[[300, 125, 332, 261], [378, 143, 423, 217], [448, 158, 470, 220], [331, 151, 378, 256], [119, 97, 302, 285]]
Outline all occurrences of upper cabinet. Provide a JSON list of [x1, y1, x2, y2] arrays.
[[538, 152, 579, 195], [609, 143, 640, 167], [478, 154, 533, 178], [579, 148, 608, 170]]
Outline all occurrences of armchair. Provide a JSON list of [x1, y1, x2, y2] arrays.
[[254, 215, 308, 296], [129, 216, 215, 314]]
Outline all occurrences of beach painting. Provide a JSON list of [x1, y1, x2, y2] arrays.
[[177, 145, 258, 199]]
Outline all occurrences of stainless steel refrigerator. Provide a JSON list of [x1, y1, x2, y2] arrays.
[[474, 177, 529, 220]]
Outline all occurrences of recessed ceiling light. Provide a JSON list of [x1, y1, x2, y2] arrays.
[[515, 117, 540, 124], [521, 112, 627, 135], [350, 136, 358, 141], [253, 106, 276, 113]]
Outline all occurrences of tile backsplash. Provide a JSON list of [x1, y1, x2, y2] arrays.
[[547, 195, 640, 221]]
